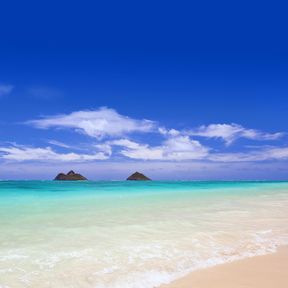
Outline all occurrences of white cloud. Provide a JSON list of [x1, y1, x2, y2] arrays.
[[110, 138, 288, 163], [208, 146, 288, 162], [189, 123, 283, 145], [158, 127, 181, 136], [110, 136, 209, 160], [27, 107, 156, 139], [48, 140, 72, 148], [0, 84, 14, 97], [26, 108, 283, 147], [0, 145, 111, 162], [13, 108, 288, 165], [94, 143, 112, 156], [109, 139, 143, 149], [120, 143, 164, 160]]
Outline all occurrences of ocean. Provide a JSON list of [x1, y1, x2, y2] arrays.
[[0, 181, 288, 288]]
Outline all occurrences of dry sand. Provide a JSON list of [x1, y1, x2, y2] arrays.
[[161, 246, 288, 288]]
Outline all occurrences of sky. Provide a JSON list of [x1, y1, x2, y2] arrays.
[[0, 1, 288, 180]]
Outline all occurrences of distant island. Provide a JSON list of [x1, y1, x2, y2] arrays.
[[53, 171, 150, 181], [54, 170, 87, 181], [126, 172, 151, 181]]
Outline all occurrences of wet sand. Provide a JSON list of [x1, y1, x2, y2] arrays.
[[162, 246, 288, 288]]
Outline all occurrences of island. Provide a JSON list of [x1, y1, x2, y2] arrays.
[[126, 171, 151, 181], [54, 170, 87, 181]]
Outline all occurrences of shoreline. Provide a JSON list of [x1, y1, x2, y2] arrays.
[[161, 246, 288, 288]]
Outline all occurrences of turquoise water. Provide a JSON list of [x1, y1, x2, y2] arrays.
[[0, 181, 288, 288]]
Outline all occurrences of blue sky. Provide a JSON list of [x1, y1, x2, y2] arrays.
[[0, 1, 288, 180]]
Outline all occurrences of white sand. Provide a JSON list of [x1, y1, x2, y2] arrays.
[[162, 246, 288, 288]]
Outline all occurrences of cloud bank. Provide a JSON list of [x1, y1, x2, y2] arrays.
[[0, 107, 286, 164], [0, 145, 110, 162], [188, 123, 283, 145], [109, 136, 209, 160], [27, 107, 156, 139]]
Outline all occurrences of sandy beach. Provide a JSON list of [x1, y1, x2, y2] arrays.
[[162, 246, 288, 288], [1, 181, 288, 287]]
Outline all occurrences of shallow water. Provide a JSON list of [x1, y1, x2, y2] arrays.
[[0, 181, 288, 288]]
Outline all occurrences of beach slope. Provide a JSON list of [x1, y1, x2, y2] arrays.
[[162, 247, 288, 288]]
